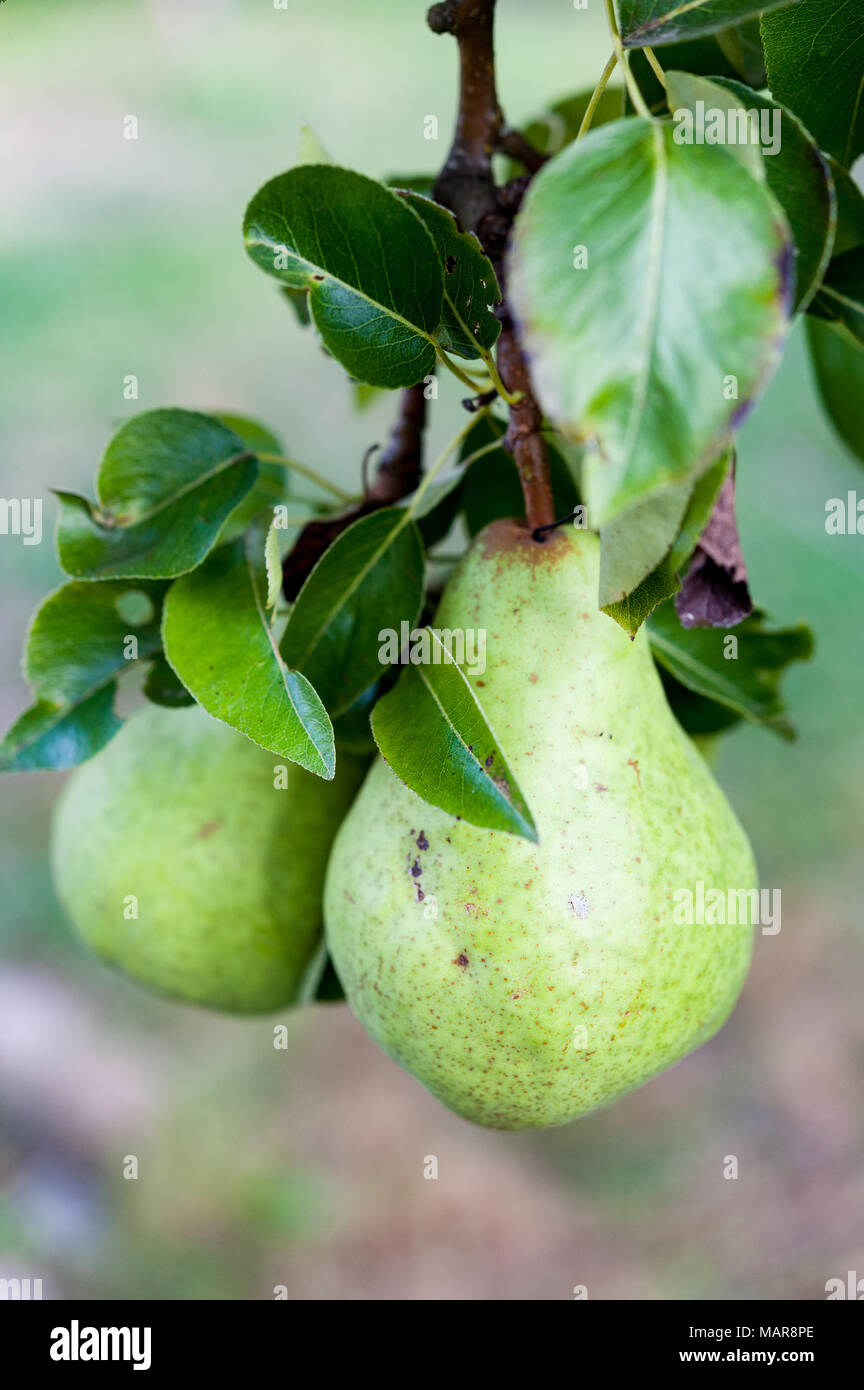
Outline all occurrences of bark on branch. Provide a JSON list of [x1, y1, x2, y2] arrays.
[[428, 0, 555, 532]]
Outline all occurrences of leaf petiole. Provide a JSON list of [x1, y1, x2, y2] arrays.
[[603, 0, 653, 122], [477, 345, 524, 406], [256, 453, 356, 502], [644, 46, 667, 91], [577, 51, 619, 140], [407, 409, 491, 518]]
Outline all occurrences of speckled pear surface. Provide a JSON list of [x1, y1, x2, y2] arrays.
[[325, 520, 756, 1129], [52, 704, 366, 1013]]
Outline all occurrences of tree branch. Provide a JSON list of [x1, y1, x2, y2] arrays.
[[427, 0, 556, 533], [365, 382, 427, 504]]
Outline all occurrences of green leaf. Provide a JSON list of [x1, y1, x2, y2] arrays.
[[599, 473, 697, 610], [215, 413, 289, 541], [280, 507, 425, 718], [827, 157, 864, 257], [809, 246, 864, 345], [666, 71, 765, 182], [56, 409, 258, 580], [397, 192, 501, 359], [648, 600, 813, 737], [762, 0, 864, 167], [0, 689, 122, 773], [705, 78, 837, 310], [460, 441, 525, 536], [162, 535, 335, 778], [715, 17, 766, 86], [509, 119, 791, 526], [371, 629, 537, 841], [215, 414, 283, 458], [24, 579, 163, 700], [244, 166, 443, 389], [619, 0, 800, 49], [0, 579, 165, 771], [142, 654, 194, 708], [603, 563, 683, 638], [332, 682, 379, 756], [602, 452, 729, 634], [807, 316, 864, 466], [659, 668, 743, 735]]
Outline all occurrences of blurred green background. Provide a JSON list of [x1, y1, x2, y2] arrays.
[[1, 0, 862, 1300]]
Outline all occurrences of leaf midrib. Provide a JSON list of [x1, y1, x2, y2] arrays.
[[246, 230, 439, 350], [243, 538, 332, 776]]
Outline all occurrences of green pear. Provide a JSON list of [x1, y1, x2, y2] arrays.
[[325, 520, 756, 1129], [52, 704, 366, 1013]]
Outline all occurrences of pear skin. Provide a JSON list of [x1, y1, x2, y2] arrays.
[[325, 520, 756, 1129], [52, 703, 366, 1013]]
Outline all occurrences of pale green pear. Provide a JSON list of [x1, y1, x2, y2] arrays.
[[52, 703, 366, 1013], [325, 520, 756, 1130]]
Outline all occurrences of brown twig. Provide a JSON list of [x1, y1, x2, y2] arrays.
[[427, 0, 555, 533], [365, 382, 427, 503], [495, 125, 547, 173]]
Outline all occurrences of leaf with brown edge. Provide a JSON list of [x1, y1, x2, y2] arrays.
[[675, 465, 753, 628]]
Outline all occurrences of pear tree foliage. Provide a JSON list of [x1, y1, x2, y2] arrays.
[[5, 0, 837, 842]]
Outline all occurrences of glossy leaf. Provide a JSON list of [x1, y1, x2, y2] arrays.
[[0, 579, 165, 772], [509, 119, 792, 526], [762, 0, 864, 167], [56, 409, 258, 580], [710, 78, 836, 310], [619, 0, 799, 49], [0, 689, 122, 774], [648, 601, 813, 737], [371, 629, 537, 842], [280, 507, 425, 718], [397, 191, 501, 359], [807, 317, 864, 466], [244, 166, 443, 389], [162, 535, 335, 778]]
